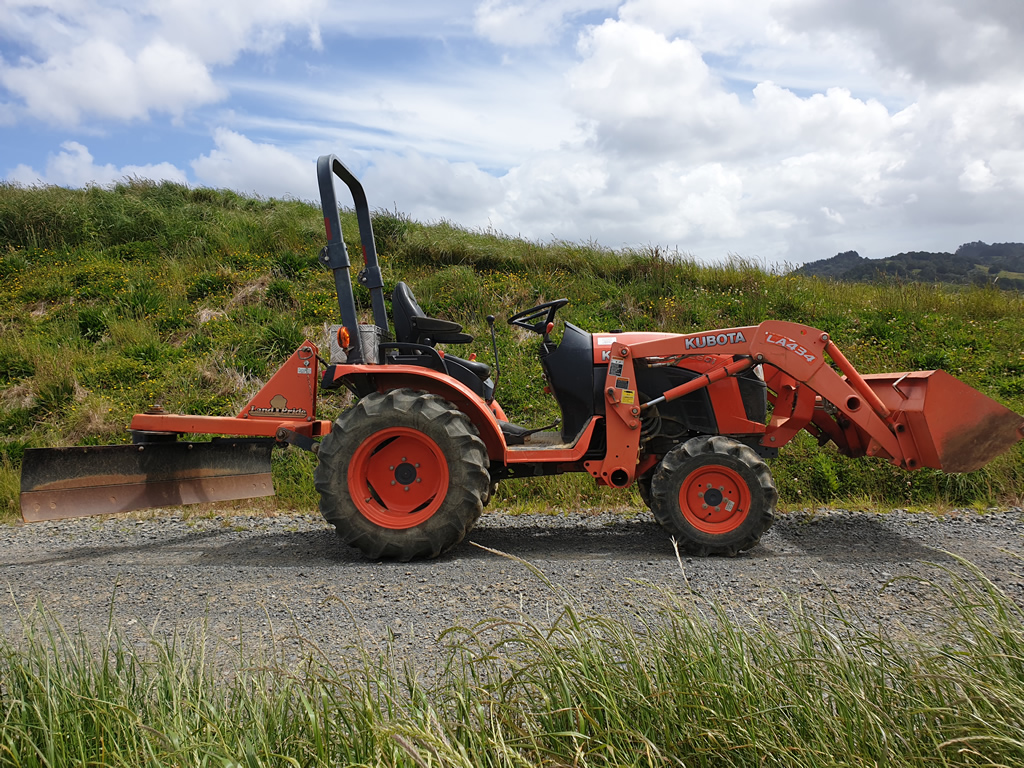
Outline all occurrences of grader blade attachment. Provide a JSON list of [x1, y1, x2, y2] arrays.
[[20, 439, 275, 522], [860, 370, 1024, 473]]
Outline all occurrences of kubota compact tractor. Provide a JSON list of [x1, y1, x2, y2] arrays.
[[20, 155, 1024, 560]]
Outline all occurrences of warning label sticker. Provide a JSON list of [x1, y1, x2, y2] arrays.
[[622, 390, 636, 405]]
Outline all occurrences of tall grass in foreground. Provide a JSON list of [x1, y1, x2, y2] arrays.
[[2, 559, 1024, 767]]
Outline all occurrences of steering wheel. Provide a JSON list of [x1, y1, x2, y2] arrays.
[[507, 298, 569, 335]]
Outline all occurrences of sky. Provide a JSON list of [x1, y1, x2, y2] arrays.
[[2, 1, 1023, 267]]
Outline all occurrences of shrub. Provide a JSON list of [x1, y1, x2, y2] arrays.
[[187, 271, 235, 302], [0, 348, 34, 383]]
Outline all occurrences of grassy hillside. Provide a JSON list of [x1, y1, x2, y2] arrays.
[[1, 179, 1023, 519]]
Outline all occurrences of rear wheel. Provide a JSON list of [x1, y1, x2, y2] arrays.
[[314, 389, 490, 560], [650, 436, 776, 556]]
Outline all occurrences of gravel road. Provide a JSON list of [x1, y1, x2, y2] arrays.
[[2, 507, 1023, 667]]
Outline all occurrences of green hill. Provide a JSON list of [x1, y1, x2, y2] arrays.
[[796, 242, 1024, 289], [2, 179, 1022, 518]]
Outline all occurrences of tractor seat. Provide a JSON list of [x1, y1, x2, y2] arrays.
[[444, 353, 491, 381], [391, 282, 473, 346]]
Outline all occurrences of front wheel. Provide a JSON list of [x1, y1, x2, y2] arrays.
[[314, 389, 490, 560], [650, 436, 776, 556]]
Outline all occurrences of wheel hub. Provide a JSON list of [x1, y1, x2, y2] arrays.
[[702, 487, 724, 507], [394, 462, 418, 485], [679, 464, 751, 534], [349, 428, 448, 528]]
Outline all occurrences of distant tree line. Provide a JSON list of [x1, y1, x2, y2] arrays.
[[794, 242, 1024, 290]]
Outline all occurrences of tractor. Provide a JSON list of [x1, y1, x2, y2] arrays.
[[21, 155, 1024, 560]]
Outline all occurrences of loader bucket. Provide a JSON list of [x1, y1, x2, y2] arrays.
[[20, 439, 274, 522], [861, 370, 1024, 473]]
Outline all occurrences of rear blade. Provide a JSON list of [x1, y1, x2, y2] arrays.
[[20, 440, 275, 522]]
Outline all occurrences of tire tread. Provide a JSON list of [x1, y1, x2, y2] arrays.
[[314, 389, 489, 561], [650, 435, 776, 556]]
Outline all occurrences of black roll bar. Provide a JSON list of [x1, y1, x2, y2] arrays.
[[316, 154, 389, 364]]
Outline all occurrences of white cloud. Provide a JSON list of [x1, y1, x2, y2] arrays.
[[461, 3, 1024, 262], [225, 50, 582, 171], [2, 38, 225, 125], [7, 141, 188, 186], [0, 0, 325, 125], [474, 0, 617, 46], [568, 20, 744, 157], [190, 128, 315, 199], [617, 0, 783, 51], [779, 0, 1024, 87], [319, 1, 479, 38], [152, 0, 326, 66], [361, 151, 505, 222], [959, 160, 995, 194], [489, 152, 620, 237], [308, 22, 323, 51], [616, 0, 888, 101], [538, 16, 920, 257]]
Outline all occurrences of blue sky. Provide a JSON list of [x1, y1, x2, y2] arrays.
[[2, 0, 1023, 266]]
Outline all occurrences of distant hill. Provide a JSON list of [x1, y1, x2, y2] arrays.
[[795, 242, 1024, 289]]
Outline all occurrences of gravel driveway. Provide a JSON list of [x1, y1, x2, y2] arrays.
[[2, 507, 1023, 667]]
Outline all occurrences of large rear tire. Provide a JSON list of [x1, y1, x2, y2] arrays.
[[650, 436, 776, 556], [314, 389, 490, 560]]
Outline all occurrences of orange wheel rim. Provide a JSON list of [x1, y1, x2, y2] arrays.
[[349, 428, 449, 529], [680, 465, 750, 534]]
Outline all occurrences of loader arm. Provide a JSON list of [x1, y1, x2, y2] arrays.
[[627, 320, 1024, 473]]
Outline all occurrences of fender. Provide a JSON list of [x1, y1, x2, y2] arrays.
[[329, 363, 507, 458]]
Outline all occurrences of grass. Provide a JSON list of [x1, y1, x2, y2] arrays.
[[2, 558, 1024, 766], [1, 180, 1023, 520]]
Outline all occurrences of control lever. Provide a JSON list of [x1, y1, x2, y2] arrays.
[[487, 315, 501, 395]]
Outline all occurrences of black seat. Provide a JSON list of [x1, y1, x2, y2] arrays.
[[444, 354, 491, 381], [391, 282, 473, 346], [387, 282, 491, 384]]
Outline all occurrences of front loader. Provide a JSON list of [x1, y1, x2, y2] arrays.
[[20, 155, 1024, 560]]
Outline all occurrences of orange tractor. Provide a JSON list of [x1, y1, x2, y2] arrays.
[[21, 155, 1024, 560]]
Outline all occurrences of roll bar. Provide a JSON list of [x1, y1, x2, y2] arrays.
[[316, 154, 389, 363]]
